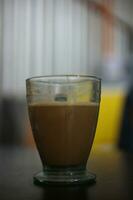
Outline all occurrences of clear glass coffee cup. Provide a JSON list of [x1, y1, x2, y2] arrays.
[[26, 75, 101, 185]]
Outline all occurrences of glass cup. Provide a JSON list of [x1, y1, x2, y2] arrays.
[[26, 75, 101, 185]]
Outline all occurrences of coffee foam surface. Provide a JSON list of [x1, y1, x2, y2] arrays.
[[29, 102, 99, 106]]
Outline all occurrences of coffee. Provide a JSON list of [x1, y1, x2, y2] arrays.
[[29, 103, 99, 167]]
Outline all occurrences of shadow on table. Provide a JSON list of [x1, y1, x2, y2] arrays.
[[123, 154, 133, 200], [41, 185, 93, 200]]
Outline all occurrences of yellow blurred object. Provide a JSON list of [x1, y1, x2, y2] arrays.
[[94, 89, 126, 145]]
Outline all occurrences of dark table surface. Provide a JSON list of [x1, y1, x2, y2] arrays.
[[0, 145, 133, 200]]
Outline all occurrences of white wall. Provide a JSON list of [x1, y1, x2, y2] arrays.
[[0, 0, 4, 136], [113, 0, 131, 58], [114, 0, 132, 25], [1, 0, 103, 96], [0, 0, 3, 90], [0, 0, 132, 96]]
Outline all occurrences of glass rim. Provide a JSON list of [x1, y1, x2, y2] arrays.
[[26, 75, 101, 84]]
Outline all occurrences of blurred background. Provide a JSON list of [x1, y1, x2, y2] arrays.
[[0, 0, 133, 150]]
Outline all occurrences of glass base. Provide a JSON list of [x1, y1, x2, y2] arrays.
[[33, 168, 96, 186]]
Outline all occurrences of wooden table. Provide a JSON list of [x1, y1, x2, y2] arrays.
[[0, 146, 133, 200]]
